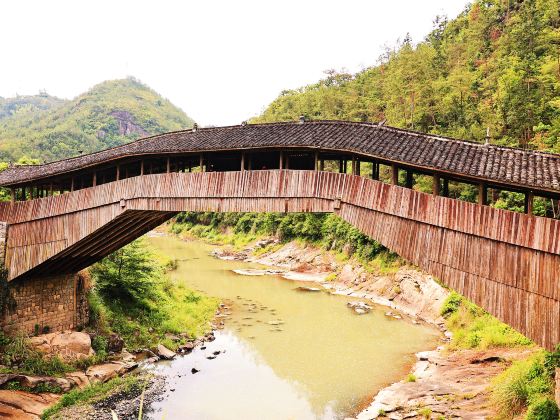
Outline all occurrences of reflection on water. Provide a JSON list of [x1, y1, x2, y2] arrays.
[[146, 236, 439, 419]]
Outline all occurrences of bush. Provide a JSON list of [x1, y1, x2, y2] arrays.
[[492, 352, 554, 417], [440, 291, 463, 318], [90, 239, 160, 307], [526, 398, 559, 420]]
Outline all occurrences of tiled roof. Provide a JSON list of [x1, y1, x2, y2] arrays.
[[2, 120, 560, 192]]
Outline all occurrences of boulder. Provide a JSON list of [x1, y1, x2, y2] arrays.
[[85, 361, 135, 383], [155, 344, 176, 360], [107, 334, 124, 353], [0, 390, 59, 417], [347, 301, 372, 315], [65, 372, 90, 390], [0, 374, 74, 392], [29, 331, 94, 361]]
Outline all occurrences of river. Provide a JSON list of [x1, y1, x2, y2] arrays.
[[145, 235, 439, 420]]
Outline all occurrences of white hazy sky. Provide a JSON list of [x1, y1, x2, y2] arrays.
[[0, 0, 469, 126]]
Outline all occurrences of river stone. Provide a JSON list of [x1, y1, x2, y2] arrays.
[[156, 344, 176, 360]]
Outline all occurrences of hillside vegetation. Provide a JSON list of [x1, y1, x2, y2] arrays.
[[0, 77, 194, 162], [255, 0, 560, 152]]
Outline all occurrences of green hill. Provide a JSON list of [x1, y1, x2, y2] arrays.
[[255, 0, 560, 152], [0, 77, 195, 162]]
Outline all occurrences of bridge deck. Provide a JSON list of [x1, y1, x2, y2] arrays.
[[0, 170, 558, 350]]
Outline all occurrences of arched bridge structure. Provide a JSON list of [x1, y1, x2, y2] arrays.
[[0, 121, 559, 350]]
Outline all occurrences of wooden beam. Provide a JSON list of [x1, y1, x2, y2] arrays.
[[433, 174, 440, 196], [391, 164, 399, 185], [478, 183, 487, 206], [525, 191, 534, 214]]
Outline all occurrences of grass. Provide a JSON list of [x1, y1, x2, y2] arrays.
[[406, 373, 417, 382], [41, 374, 145, 419], [441, 292, 533, 350], [491, 351, 559, 419]]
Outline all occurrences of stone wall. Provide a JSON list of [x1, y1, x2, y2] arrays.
[[1, 272, 89, 335]]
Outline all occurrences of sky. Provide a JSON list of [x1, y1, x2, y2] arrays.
[[0, 0, 469, 126]]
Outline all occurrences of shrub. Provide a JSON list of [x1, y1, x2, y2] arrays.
[[440, 291, 463, 318], [526, 398, 559, 420], [406, 373, 417, 382]]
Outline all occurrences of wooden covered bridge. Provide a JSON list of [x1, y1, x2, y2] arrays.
[[0, 120, 559, 350]]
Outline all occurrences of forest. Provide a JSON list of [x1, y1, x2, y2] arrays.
[[254, 0, 560, 152], [0, 77, 194, 163]]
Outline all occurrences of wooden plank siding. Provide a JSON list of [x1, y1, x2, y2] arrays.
[[0, 170, 558, 349]]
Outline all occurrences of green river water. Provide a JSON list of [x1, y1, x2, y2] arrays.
[[146, 235, 438, 420]]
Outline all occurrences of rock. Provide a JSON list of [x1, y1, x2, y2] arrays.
[[29, 331, 94, 362], [0, 390, 59, 417], [85, 362, 134, 383], [178, 342, 195, 353], [267, 320, 284, 325], [65, 372, 90, 389], [107, 334, 124, 353], [347, 301, 371, 314], [294, 286, 321, 292], [191, 368, 199, 374], [0, 374, 73, 392], [155, 344, 176, 360]]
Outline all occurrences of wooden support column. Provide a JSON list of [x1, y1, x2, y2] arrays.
[[442, 178, 449, 197], [199, 154, 204, 172], [371, 161, 379, 180], [391, 164, 399, 185], [49, 184, 53, 196], [10, 188, 15, 202], [478, 183, 487, 206], [140, 160, 144, 176], [338, 159, 343, 173], [343, 160, 348, 173], [22, 186, 26, 201], [433, 174, 440, 196], [524, 191, 534, 214], [70, 178, 75, 192], [319, 159, 324, 171], [351, 157, 357, 175], [284, 154, 289, 170], [92, 172, 97, 187], [356, 159, 361, 176], [405, 170, 413, 189], [314, 151, 319, 171], [116, 165, 120, 181], [241, 153, 246, 171], [166, 157, 171, 173]]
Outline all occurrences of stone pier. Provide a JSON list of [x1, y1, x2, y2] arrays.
[[1, 272, 89, 335]]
